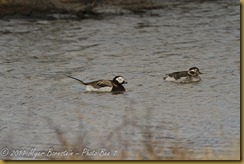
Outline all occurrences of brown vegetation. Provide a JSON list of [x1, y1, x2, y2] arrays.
[[0, 0, 164, 18], [45, 116, 240, 160]]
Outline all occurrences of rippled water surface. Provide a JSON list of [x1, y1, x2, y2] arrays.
[[0, 0, 240, 160]]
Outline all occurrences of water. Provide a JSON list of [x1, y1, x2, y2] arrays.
[[0, 0, 240, 160]]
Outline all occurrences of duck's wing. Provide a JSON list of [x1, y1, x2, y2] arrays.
[[166, 71, 189, 80], [91, 80, 114, 88]]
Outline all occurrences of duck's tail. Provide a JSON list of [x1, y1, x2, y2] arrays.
[[67, 76, 87, 85], [163, 74, 169, 80]]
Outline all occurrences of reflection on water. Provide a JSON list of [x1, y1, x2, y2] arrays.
[[0, 0, 240, 160]]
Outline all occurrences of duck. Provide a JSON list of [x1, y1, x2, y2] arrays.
[[163, 67, 203, 83], [67, 75, 127, 92]]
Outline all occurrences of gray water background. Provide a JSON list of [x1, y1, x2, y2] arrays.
[[0, 0, 240, 160]]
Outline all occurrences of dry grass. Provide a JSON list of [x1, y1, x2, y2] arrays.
[[45, 116, 240, 160], [0, 0, 166, 17]]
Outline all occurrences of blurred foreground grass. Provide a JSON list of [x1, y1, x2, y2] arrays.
[[1, 114, 240, 160], [0, 0, 165, 18], [45, 116, 240, 160]]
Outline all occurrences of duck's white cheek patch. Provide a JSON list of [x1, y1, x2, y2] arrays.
[[116, 77, 124, 84]]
